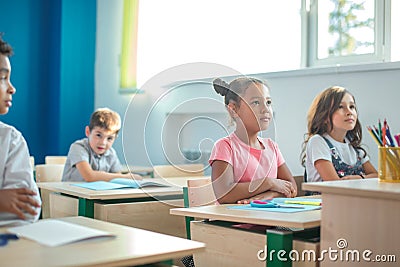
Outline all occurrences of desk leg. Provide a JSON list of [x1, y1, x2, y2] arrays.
[[78, 198, 95, 218], [266, 229, 293, 267], [183, 187, 194, 239]]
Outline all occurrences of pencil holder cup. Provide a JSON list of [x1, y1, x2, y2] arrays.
[[378, 147, 400, 182]]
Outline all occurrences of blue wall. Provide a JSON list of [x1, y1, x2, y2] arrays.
[[0, 0, 96, 163]]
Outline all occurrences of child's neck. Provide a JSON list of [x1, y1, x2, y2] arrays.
[[234, 128, 262, 149], [328, 129, 347, 143]]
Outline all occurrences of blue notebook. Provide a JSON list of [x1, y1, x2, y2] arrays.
[[229, 204, 321, 213], [229, 198, 322, 213], [72, 178, 168, 191]]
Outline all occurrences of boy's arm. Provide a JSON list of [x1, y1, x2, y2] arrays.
[[75, 161, 141, 182], [0, 188, 40, 219], [1, 129, 41, 222]]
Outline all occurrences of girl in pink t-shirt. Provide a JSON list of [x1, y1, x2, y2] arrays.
[[209, 77, 297, 204]]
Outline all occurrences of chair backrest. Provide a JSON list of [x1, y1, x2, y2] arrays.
[[35, 164, 65, 182], [29, 156, 35, 170], [29, 156, 35, 171], [183, 177, 216, 239], [153, 164, 205, 178], [45, 156, 68, 165], [294, 175, 306, 196], [185, 177, 217, 207]]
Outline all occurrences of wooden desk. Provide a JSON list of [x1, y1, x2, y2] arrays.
[[171, 205, 321, 267], [38, 177, 203, 201], [303, 178, 399, 267], [37, 177, 207, 238], [0, 216, 205, 267], [171, 205, 321, 229]]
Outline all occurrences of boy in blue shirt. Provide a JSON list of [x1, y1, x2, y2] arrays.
[[62, 108, 141, 182]]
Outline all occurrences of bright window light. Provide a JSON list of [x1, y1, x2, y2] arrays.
[[135, 0, 302, 88], [120, 0, 139, 89]]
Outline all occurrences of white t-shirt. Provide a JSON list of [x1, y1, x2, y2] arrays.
[[0, 122, 41, 225], [305, 134, 369, 182]]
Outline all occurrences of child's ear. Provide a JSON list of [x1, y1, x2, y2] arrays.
[[227, 102, 238, 118], [85, 126, 91, 137]]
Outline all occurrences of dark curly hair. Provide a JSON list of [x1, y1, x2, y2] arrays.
[[0, 33, 13, 56]]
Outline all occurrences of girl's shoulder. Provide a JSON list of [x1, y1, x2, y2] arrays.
[[212, 135, 234, 150], [259, 136, 276, 145], [306, 134, 332, 152], [215, 135, 233, 144], [308, 134, 326, 145]]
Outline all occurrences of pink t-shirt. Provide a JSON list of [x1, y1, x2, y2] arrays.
[[209, 133, 285, 183]]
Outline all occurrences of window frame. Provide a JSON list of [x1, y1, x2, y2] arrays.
[[305, 0, 391, 67]]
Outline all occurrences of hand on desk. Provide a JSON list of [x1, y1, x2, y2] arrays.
[[131, 173, 143, 180], [0, 188, 41, 219], [236, 179, 297, 204], [237, 191, 284, 204], [270, 179, 297, 198], [119, 173, 143, 180]]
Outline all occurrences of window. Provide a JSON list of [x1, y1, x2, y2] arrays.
[[120, 0, 399, 91], [307, 0, 394, 67], [391, 0, 400, 61], [135, 0, 302, 88]]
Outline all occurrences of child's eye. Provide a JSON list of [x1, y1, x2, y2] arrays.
[[350, 104, 356, 109], [96, 133, 102, 138], [252, 100, 260, 105], [266, 99, 272, 106], [107, 137, 115, 142]]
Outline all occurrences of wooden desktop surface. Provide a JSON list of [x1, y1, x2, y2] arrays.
[[0, 216, 205, 267], [37, 177, 199, 200], [302, 178, 400, 200], [171, 204, 321, 229]]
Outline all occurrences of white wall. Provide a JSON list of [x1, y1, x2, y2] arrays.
[[96, 0, 400, 175], [255, 65, 400, 174]]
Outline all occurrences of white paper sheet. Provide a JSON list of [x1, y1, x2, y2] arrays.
[[8, 219, 115, 247]]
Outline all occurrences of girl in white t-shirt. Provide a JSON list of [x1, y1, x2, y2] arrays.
[[209, 77, 297, 204], [301, 86, 378, 185]]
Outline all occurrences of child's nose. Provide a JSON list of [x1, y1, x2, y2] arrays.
[[262, 103, 271, 114], [7, 82, 16, 94], [344, 107, 353, 115]]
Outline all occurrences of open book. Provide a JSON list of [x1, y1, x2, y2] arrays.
[[72, 178, 168, 191]]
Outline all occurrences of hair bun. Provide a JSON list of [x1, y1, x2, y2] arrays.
[[213, 78, 230, 96]]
